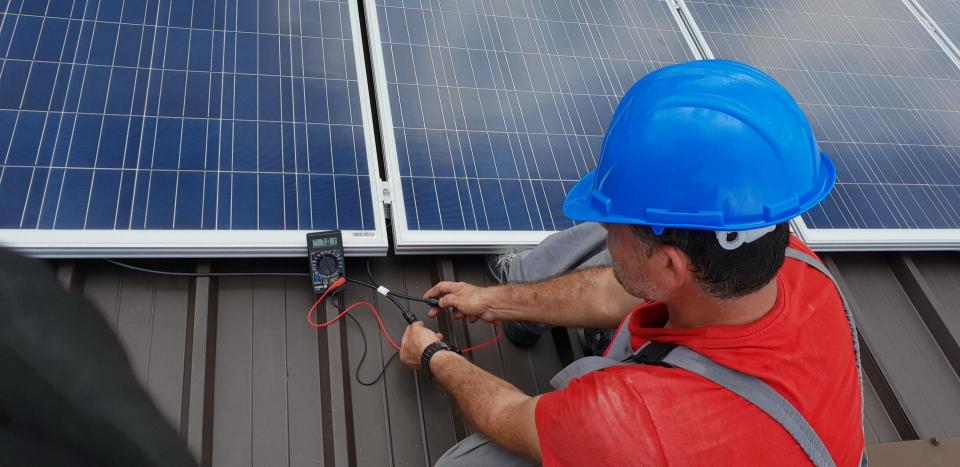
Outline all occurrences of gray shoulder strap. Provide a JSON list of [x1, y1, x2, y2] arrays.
[[549, 356, 622, 390], [784, 248, 863, 375], [783, 247, 868, 466], [660, 346, 837, 467], [786, 248, 867, 429], [783, 247, 863, 376], [785, 247, 837, 285]]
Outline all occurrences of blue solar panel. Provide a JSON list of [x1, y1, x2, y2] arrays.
[[370, 0, 695, 238], [0, 0, 379, 239], [684, 0, 960, 231], [919, 0, 960, 48]]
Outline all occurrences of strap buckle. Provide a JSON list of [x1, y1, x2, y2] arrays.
[[626, 341, 678, 367], [716, 225, 777, 250]]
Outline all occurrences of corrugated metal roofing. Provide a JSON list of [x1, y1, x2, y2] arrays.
[[51, 251, 960, 465]]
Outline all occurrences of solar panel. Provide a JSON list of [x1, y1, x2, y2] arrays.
[[367, 0, 698, 252], [682, 0, 960, 249], [917, 0, 960, 51], [0, 0, 386, 256]]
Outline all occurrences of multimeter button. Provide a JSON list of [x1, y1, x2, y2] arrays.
[[317, 255, 338, 274]]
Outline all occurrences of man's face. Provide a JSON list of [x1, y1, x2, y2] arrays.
[[603, 223, 665, 302]]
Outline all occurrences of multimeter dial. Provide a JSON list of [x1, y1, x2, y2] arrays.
[[316, 255, 338, 274]]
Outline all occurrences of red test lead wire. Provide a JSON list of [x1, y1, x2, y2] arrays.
[[305, 277, 503, 353], [459, 323, 503, 352]]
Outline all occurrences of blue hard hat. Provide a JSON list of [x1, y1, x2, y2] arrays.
[[563, 60, 835, 242]]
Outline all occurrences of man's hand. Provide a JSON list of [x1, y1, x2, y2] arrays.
[[399, 321, 445, 369], [423, 281, 498, 323]]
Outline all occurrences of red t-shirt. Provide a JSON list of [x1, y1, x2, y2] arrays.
[[535, 237, 864, 466]]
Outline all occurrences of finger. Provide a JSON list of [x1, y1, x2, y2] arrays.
[[467, 315, 479, 323], [410, 321, 424, 330], [427, 307, 441, 318], [436, 332, 444, 340], [438, 294, 459, 310], [453, 311, 464, 320], [423, 281, 458, 299]]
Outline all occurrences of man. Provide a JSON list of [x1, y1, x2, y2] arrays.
[[398, 60, 866, 466]]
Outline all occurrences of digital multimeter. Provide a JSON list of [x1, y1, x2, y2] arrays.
[[307, 231, 345, 295]]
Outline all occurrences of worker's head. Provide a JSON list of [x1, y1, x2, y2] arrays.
[[564, 60, 835, 300], [603, 222, 790, 302]]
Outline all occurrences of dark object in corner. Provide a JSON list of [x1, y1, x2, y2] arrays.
[[0, 248, 197, 467]]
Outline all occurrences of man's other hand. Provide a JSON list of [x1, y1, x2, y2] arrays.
[[399, 322, 445, 369], [423, 281, 498, 323]]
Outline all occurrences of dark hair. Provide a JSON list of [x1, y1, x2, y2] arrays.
[[632, 222, 791, 299]]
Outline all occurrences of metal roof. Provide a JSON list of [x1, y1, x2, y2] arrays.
[[52, 251, 960, 466]]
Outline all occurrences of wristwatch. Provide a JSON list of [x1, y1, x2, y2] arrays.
[[421, 341, 460, 371]]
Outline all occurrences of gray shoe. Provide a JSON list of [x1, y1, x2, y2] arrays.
[[484, 250, 522, 284], [504, 321, 544, 349], [577, 328, 616, 356]]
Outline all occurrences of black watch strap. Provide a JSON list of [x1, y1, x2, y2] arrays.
[[421, 341, 460, 371]]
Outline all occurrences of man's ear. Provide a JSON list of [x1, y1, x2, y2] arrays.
[[659, 245, 694, 288]]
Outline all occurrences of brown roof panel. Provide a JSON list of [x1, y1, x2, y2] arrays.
[[57, 251, 960, 465]]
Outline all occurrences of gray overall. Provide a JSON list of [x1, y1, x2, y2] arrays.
[[437, 230, 867, 467]]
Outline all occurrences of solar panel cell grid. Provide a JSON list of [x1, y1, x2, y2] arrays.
[[5, 0, 959, 254], [0, 0, 377, 236], [685, 0, 960, 230], [918, 0, 960, 49], [372, 0, 695, 236]]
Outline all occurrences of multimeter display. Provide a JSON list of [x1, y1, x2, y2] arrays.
[[307, 231, 345, 295], [311, 237, 339, 248]]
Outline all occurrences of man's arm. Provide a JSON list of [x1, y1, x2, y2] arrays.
[[432, 352, 541, 460], [400, 323, 542, 462], [425, 266, 642, 329]]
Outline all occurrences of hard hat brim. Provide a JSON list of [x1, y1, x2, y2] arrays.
[[562, 151, 837, 231], [564, 169, 641, 226]]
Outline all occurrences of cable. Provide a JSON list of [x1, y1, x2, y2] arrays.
[[108, 257, 502, 382], [459, 323, 504, 353], [108, 258, 431, 316], [346, 277, 411, 314], [306, 278, 503, 354], [106, 257, 422, 328], [107, 258, 437, 306], [307, 278, 402, 350], [104, 259, 310, 277], [364, 261, 438, 306], [343, 311, 399, 386], [356, 261, 504, 352]]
